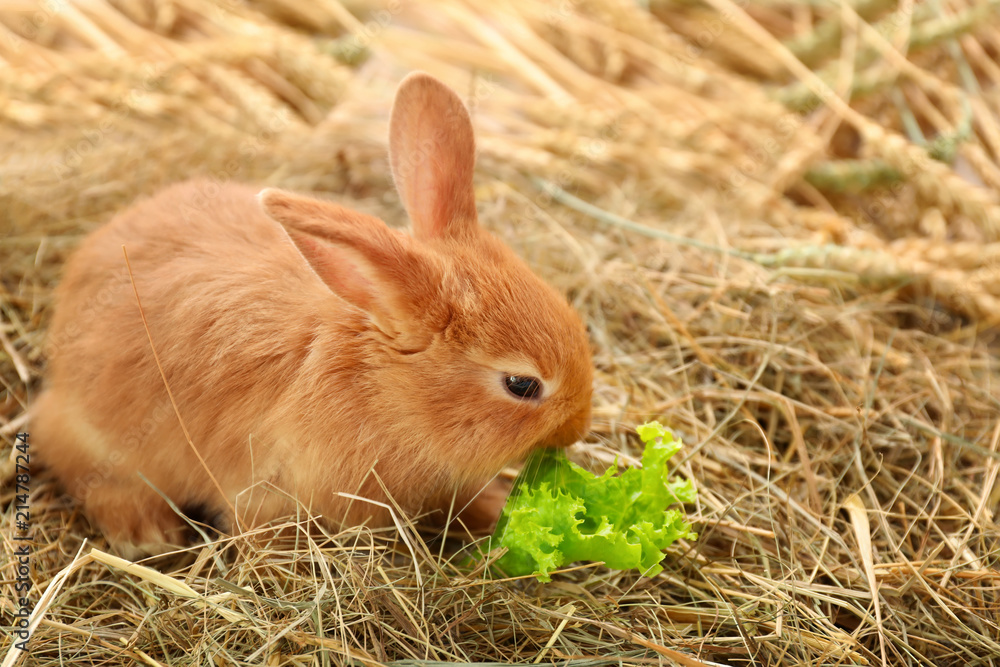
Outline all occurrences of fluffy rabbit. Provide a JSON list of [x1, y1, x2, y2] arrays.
[[32, 72, 593, 556]]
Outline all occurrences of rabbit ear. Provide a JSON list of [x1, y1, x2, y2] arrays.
[[259, 189, 442, 339], [389, 72, 478, 242]]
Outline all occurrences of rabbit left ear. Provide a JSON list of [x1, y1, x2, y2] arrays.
[[259, 188, 443, 345], [389, 72, 479, 242]]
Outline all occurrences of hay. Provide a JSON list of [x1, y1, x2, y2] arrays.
[[2, 0, 999, 664]]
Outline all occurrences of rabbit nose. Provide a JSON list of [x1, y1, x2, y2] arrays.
[[542, 406, 591, 448]]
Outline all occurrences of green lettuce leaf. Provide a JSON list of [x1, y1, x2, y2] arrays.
[[489, 421, 697, 582]]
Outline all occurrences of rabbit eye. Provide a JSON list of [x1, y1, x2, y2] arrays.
[[505, 375, 541, 400]]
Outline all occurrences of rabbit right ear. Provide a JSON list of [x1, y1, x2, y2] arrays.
[[259, 189, 443, 342], [389, 72, 479, 242]]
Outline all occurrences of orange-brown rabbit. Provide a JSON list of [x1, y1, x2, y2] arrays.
[[32, 73, 593, 556]]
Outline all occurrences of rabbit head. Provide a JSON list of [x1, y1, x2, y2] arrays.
[[260, 73, 593, 484]]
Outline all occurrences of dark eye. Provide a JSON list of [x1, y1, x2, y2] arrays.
[[505, 375, 541, 400]]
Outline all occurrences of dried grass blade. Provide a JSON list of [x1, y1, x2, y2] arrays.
[[534, 602, 577, 663], [286, 631, 384, 667], [337, 492, 424, 588], [538, 606, 714, 667], [0, 326, 30, 384], [88, 548, 244, 623], [844, 493, 886, 666]]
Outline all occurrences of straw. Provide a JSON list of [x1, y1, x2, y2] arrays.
[[2, 0, 999, 664]]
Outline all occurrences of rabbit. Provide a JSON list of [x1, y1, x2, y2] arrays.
[[31, 72, 593, 557]]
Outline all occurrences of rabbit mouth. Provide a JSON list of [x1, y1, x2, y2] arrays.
[[540, 410, 592, 450]]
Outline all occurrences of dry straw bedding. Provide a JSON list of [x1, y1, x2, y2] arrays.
[[1, 0, 999, 665]]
